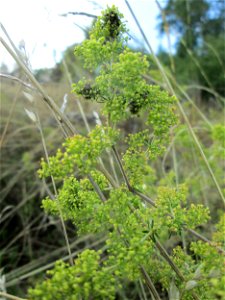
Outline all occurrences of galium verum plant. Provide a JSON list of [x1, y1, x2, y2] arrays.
[[29, 6, 225, 300]]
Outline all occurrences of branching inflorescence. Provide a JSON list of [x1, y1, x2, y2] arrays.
[[29, 6, 225, 300]]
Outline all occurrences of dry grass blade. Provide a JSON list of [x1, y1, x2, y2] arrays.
[[0, 292, 27, 300], [0, 35, 76, 136]]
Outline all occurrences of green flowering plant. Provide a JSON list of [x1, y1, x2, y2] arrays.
[[150, 185, 210, 234], [29, 249, 117, 300], [29, 6, 225, 300]]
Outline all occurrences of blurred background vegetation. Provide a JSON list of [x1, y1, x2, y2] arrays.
[[0, 0, 224, 298]]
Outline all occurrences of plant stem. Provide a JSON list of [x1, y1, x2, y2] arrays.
[[139, 279, 148, 300], [88, 174, 106, 202], [186, 228, 225, 255], [0, 74, 35, 90], [154, 238, 200, 300], [140, 266, 162, 300], [98, 165, 119, 188], [154, 239, 185, 281], [132, 189, 156, 207], [112, 146, 132, 190], [0, 292, 27, 300]]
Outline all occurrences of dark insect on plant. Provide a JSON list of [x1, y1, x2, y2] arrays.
[[103, 10, 121, 40], [128, 91, 149, 115], [128, 99, 142, 115], [77, 83, 100, 101]]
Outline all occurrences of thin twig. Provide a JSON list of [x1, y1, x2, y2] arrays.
[[98, 165, 119, 188], [132, 189, 156, 207], [112, 146, 132, 190], [0, 291, 27, 300], [186, 228, 225, 255], [139, 279, 148, 300], [129, 204, 199, 300], [88, 174, 107, 202], [0, 74, 35, 90], [155, 238, 185, 281], [140, 266, 162, 300], [1, 23, 27, 65], [60, 12, 97, 18]]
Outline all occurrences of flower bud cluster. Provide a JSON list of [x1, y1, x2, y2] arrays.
[[38, 125, 119, 177]]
